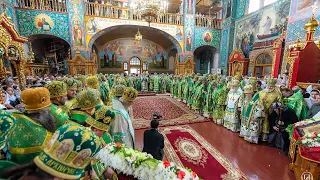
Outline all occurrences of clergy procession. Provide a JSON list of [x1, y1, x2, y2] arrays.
[[0, 72, 317, 180]]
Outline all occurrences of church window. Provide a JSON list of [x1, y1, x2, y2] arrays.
[[248, 0, 261, 13], [124, 62, 128, 70], [248, 0, 278, 14], [264, 0, 278, 6], [130, 57, 141, 65]]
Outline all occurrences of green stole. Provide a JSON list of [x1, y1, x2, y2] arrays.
[[243, 93, 260, 126], [70, 110, 94, 123], [50, 104, 70, 130]]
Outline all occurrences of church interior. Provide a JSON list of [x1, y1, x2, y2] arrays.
[[0, 0, 320, 179]]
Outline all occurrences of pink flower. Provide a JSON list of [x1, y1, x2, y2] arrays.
[[177, 170, 186, 179], [163, 161, 170, 168]]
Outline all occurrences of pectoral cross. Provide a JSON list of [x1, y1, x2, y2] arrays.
[[312, 2, 318, 15]]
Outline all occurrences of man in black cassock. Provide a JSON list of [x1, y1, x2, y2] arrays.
[[268, 102, 298, 156]]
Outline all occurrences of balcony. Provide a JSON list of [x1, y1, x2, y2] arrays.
[[195, 15, 222, 29], [85, 3, 183, 26], [16, 0, 67, 12], [15, 1, 222, 29]]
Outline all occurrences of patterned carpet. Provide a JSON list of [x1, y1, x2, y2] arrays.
[[131, 96, 208, 129], [160, 125, 247, 180]]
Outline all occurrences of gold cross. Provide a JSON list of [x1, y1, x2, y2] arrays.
[[312, 2, 318, 15]]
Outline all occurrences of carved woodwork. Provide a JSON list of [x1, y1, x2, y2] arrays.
[[174, 55, 195, 75], [228, 49, 249, 76], [67, 50, 97, 75]]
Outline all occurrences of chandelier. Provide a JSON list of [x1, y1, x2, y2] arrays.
[[135, 28, 142, 41], [130, 0, 168, 25]]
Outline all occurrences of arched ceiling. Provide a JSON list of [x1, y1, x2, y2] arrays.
[[194, 45, 217, 56], [94, 26, 176, 51]]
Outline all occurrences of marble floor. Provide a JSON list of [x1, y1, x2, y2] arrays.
[[134, 121, 296, 180]]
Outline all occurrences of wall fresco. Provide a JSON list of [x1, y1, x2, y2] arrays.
[[233, 0, 290, 58], [15, 9, 70, 43], [100, 38, 167, 69], [84, 16, 184, 49]]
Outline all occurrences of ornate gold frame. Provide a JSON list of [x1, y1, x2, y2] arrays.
[[0, 12, 28, 88], [251, 50, 275, 77]]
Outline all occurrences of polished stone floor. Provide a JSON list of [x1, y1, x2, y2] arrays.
[[135, 121, 295, 180]]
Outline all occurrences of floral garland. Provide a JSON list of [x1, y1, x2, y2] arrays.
[[96, 143, 201, 180], [300, 132, 320, 148], [294, 117, 320, 148]]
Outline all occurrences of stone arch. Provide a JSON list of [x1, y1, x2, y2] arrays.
[[87, 25, 183, 60], [193, 45, 217, 74]]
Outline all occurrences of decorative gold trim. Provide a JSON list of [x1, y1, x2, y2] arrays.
[[34, 156, 81, 180], [160, 125, 248, 179], [86, 117, 109, 132]]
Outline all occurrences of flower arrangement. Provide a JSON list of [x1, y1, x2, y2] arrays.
[[294, 117, 320, 148], [96, 143, 201, 180], [300, 131, 320, 148], [293, 118, 318, 128]]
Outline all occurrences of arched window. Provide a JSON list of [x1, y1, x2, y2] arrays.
[[130, 57, 141, 65], [254, 53, 273, 77]]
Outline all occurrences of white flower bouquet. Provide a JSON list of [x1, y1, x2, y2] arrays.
[[95, 142, 201, 180]]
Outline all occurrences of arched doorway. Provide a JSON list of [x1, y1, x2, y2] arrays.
[[194, 45, 217, 74], [29, 34, 71, 75], [253, 53, 273, 77]]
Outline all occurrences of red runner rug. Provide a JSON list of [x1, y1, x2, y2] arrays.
[[160, 125, 248, 180], [131, 96, 208, 129]]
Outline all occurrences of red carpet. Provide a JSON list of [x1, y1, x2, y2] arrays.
[[160, 125, 247, 180], [131, 96, 208, 129]]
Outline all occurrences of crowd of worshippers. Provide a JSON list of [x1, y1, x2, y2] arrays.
[[0, 72, 319, 179], [0, 74, 141, 179], [167, 73, 320, 156]]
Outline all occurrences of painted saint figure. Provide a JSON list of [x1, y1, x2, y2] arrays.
[[262, 16, 272, 35], [204, 32, 212, 43]]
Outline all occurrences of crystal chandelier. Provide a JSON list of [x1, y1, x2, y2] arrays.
[[130, 0, 168, 25], [135, 28, 142, 41]]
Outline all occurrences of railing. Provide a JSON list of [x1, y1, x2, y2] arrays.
[[16, 0, 67, 12], [85, 3, 183, 26], [195, 16, 222, 29]]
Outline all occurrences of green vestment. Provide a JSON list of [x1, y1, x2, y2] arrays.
[[50, 104, 70, 130], [8, 113, 52, 164]]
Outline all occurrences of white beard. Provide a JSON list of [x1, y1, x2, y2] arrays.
[[267, 88, 274, 93], [230, 88, 237, 93], [245, 95, 252, 101]]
